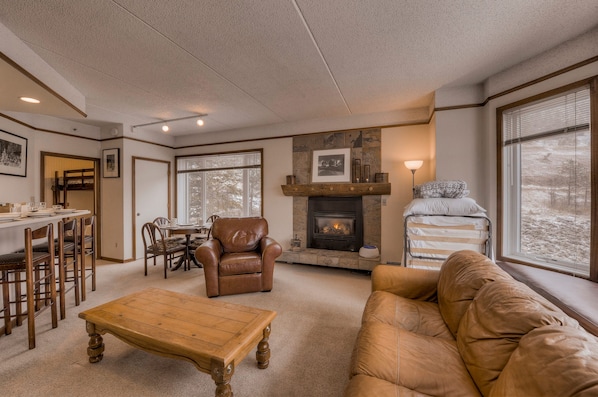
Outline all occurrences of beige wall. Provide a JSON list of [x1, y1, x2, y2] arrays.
[[381, 125, 434, 263]]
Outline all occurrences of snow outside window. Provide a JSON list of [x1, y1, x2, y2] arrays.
[[176, 150, 262, 225], [501, 86, 591, 276]]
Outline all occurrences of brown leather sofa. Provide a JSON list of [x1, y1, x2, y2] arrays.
[[194, 217, 282, 298], [344, 250, 598, 396]]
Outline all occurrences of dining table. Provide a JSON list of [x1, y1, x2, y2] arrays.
[[163, 223, 209, 271]]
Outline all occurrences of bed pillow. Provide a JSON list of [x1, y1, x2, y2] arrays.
[[415, 180, 469, 199], [404, 198, 486, 216]]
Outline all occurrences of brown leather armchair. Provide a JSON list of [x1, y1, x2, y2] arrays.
[[194, 217, 282, 298]]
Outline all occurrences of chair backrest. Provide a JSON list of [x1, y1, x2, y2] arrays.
[[27, 223, 54, 259], [205, 214, 220, 239], [211, 217, 268, 253], [153, 217, 170, 228], [142, 222, 167, 250]]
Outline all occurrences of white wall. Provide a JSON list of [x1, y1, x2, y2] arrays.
[[434, 107, 486, 203]]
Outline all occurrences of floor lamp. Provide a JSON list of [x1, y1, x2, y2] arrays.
[[404, 160, 423, 198]]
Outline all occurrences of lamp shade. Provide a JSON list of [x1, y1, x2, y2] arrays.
[[404, 160, 423, 171]]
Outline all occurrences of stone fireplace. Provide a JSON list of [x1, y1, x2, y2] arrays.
[[279, 128, 386, 271]]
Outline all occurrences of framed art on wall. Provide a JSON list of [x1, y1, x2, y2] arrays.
[[311, 148, 351, 183], [103, 148, 120, 178], [0, 129, 27, 177]]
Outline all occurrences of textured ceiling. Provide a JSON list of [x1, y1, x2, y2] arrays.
[[0, 0, 597, 137]]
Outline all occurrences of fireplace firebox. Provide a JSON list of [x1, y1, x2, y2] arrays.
[[307, 197, 363, 252]]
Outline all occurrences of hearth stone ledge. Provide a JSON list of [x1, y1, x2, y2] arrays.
[[278, 249, 380, 272]]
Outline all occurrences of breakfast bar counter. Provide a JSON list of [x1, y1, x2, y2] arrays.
[[0, 210, 90, 254]]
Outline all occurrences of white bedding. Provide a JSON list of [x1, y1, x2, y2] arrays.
[[403, 212, 492, 270]]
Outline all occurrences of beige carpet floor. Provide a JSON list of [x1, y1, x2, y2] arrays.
[[0, 258, 372, 397]]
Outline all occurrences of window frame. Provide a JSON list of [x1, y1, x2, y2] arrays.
[[175, 149, 264, 223], [496, 76, 598, 281]]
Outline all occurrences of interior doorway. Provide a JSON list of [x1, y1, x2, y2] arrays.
[[40, 151, 101, 253]]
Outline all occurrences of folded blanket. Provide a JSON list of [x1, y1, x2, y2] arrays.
[[414, 180, 469, 199]]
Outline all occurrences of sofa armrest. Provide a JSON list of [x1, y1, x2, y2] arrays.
[[195, 239, 222, 297], [371, 265, 439, 301]]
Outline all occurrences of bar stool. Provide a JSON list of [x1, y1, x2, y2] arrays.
[[0, 223, 58, 349], [31, 219, 79, 319], [79, 215, 96, 301]]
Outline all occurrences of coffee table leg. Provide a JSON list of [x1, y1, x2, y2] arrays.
[[85, 321, 105, 363], [211, 360, 234, 397], [256, 324, 271, 369]]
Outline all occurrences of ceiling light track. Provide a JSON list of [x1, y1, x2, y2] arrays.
[[131, 113, 207, 132]]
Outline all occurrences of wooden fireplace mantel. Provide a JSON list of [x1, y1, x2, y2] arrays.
[[281, 183, 391, 197]]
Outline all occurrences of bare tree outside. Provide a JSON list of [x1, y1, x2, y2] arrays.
[[177, 151, 262, 225]]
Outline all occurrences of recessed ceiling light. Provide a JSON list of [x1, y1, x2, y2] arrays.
[[20, 96, 40, 104], [196, 118, 204, 126], [162, 124, 169, 132]]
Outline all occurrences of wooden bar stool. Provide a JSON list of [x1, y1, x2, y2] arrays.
[[79, 215, 96, 301], [31, 219, 79, 319], [0, 223, 58, 349]]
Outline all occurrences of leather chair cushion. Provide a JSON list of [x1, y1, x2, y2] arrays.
[[219, 252, 262, 276], [457, 279, 580, 396], [362, 291, 453, 340], [437, 250, 512, 337], [489, 325, 598, 396], [349, 321, 481, 396], [344, 374, 432, 397], [212, 217, 267, 253]]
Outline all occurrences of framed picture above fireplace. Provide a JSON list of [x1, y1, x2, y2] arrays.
[[311, 148, 351, 183]]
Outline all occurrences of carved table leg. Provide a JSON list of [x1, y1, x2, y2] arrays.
[[256, 324, 271, 369], [86, 322, 105, 363], [211, 359, 234, 397]]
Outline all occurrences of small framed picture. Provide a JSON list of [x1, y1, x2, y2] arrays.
[[311, 148, 351, 183], [103, 148, 120, 178], [0, 129, 27, 177]]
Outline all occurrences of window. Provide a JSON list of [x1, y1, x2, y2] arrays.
[[498, 79, 596, 278], [176, 150, 262, 225]]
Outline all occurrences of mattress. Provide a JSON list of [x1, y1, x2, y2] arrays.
[[403, 214, 492, 269]]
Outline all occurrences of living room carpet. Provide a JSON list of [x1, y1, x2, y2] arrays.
[[0, 259, 371, 397]]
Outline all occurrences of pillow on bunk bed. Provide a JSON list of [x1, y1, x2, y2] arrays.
[[404, 198, 486, 216], [414, 180, 469, 199]]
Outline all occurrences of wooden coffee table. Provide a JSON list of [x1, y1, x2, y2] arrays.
[[79, 288, 276, 397]]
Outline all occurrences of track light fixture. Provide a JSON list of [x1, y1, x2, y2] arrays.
[[131, 113, 207, 133]]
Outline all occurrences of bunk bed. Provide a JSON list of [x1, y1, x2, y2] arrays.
[[52, 168, 95, 208], [402, 181, 493, 269]]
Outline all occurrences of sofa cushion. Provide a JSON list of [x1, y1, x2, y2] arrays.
[[344, 374, 435, 397], [437, 250, 512, 337], [362, 291, 453, 340], [458, 279, 580, 396], [489, 325, 598, 397], [350, 321, 481, 396]]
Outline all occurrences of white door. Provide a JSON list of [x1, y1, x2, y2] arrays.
[[134, 158, 170, 259]]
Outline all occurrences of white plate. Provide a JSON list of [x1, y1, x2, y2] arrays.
[[27, 211, 56, 217], [55, 208, 77, 214], [0, 213, 22, 220], [175, 223, 195, 227]]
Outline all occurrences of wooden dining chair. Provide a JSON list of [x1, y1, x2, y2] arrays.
[[142, 222, 186, 278], [0, 223, 58, 349]]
